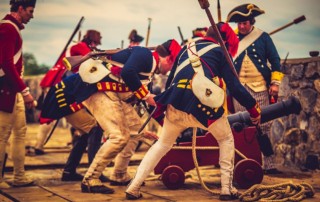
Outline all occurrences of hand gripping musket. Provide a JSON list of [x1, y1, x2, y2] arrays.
[[198, 0, 238, 78], [63, 47, 156, 71], [269, 15, 306, 35]]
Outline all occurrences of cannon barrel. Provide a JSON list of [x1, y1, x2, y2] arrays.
[[228, 96, 301, 127]]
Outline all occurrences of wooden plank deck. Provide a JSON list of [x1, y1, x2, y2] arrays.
[[1, 123, 319, 201]]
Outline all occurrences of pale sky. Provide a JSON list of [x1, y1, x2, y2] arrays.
[[1, 0, 319, 66]]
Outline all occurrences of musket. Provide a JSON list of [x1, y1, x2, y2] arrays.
[[197, 0, 238, 78], [269, 15, 306, 35], [281, 52, 289, 72], [43, 119, 60, 146], [145, 18, 152, 47], [137, 106, 158, 135], [43, 16, 85, 87], [63, 47, 156, 71], [217, 0, 221, 22], [58, 16, 85, 65], [177, 26, 185, 45], [2, 153, 7, 177]]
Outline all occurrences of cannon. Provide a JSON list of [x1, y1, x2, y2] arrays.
[[154, 96, 301, 190]]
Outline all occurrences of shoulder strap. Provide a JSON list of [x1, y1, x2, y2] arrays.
[[174, 42, 219, 78], [233, 28, 263, 60], [187, 41, 204, 75], [0, 20, 22, 65]]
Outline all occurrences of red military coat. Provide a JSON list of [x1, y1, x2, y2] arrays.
[[0, 15, 27, 113]]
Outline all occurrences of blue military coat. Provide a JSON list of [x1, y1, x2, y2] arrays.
[[234, 29, 281, 86], [155, 38, 257, 127], [40, 46, 155, 120]]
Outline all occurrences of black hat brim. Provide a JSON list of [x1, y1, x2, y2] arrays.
[[227, 4, 264, 23]]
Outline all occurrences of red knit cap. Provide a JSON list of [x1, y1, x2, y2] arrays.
[[155, 39, 181, 62]]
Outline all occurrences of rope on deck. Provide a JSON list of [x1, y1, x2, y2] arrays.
[[239, 182, 315, 202]]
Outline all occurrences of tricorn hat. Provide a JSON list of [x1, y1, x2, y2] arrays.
[[226, 3, 264, 23], [128, 29, 144, 43], [10, 0, 37, 7]]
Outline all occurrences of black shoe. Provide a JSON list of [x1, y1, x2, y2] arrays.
[[219, 193, 239, 201], [99, 174, 110, 183], [109, 179, 131, 186], [12, 181, 35, 187], [126, 192, 143, 200], [81, 183, 114, 194], [61, 172, 84, 181], [34, 148, 45, 155], [110, 179, 145, 186], [264, 168, 283, 175]]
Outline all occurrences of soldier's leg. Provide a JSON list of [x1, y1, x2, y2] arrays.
[[11, 94, 34, 186], [109, 135, 140, 185], [81, 92, 131, 194], [87, 125, 103, 165], [34, 121, 56, 154], [0, 109, 13, 188], [207, 115, 238, 200], [62, 109, 97, 181], [109, 101, 143, 185], [126, 105, 187, 199]]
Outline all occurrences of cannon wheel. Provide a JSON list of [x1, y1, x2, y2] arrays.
[[161, 165, 185, 190], [234, 159, 263, 189]]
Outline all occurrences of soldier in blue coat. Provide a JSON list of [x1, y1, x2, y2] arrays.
[[227, 3, 285, 175], [60, 39, 181, 194], [125, 24, 261, 201]]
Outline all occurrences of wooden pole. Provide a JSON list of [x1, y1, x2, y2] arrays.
[[217, 0, 222, 22], [269, 15, 306, 35], [198, 0, 238, 77], [145, 18, 152, 47]]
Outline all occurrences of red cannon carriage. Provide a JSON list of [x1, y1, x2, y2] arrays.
[[154, 96, 301, 189]]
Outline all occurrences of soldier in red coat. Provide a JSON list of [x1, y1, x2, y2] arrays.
[[0, 0, 37, 188]]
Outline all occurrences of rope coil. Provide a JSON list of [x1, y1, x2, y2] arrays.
[[239, 182, 315, 202]]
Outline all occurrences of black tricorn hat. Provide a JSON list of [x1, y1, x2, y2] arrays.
[[226, 3, 264, 23], [10, 0, 37, 7], [128, 29, 144, 43]]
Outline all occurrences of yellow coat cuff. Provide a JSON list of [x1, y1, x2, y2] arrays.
[[271, 71, 284, 85], [134, 85, 149, 100]]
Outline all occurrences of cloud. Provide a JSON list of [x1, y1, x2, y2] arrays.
[[1, 0, 319, 65]]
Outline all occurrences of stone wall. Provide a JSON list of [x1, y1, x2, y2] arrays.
[[271, 56, 320, 170]]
